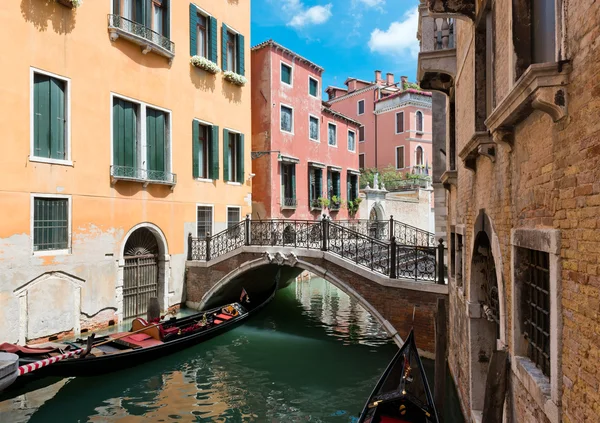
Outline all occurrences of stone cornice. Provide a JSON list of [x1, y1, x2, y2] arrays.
[[458, 132, 495, 171], [440, 170, 457, 190]]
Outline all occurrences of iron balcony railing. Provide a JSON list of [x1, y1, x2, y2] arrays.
[[187, 217, 444, 284], [108, 14, 175, 56], [110, 165, 177, 185]]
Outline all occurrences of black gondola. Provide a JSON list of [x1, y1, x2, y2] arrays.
[[358, 330, 439, 423], [1, 287, 275, 381]]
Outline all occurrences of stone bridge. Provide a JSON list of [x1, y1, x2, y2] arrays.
[[185, 218, 448, 355]]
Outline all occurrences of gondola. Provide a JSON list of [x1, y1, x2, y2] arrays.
[[0, 287, 275, 381], [357, 330, 439, 423]]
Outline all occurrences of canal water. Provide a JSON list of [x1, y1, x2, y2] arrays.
[[0, 277, 463, 423]]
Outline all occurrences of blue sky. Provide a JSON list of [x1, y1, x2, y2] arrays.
[[251, 0, 421, 94]]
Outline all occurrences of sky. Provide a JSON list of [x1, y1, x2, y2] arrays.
[[251, 0, 421, 94]]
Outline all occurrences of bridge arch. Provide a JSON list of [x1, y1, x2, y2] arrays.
[[197, 253, 403, 346]]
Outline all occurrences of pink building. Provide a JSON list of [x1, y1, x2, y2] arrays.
[[251, 40, 361, 220], [326, 71, 433, 174]]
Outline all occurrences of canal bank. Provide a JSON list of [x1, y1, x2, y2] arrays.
[[0, 276, 463, 422]]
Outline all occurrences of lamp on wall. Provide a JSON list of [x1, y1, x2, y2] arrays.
[[251, 150, 282, 160]]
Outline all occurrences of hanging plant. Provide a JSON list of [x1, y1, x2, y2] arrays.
[[190, 56, 221, 74], [347, 197, 362, 215], [223, 71, 247, 86]]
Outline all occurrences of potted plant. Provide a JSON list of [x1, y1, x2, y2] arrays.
[[310, 198, 322, 210], [318, 197, 330, 209], [190, 56, 221, 74], [223, 71, 247, 86], [347, 197, 362, 216], [330, 196, 341, 211]]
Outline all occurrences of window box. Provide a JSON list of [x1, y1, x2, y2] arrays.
[[329, 198, 341, 211], [56, 0, 82, 8], [190, 56, 220, 74], [110, 165, 177, 189], [223, 71, 247, 86], [310, 199, 322, 211], [107, 14, 175, 63]]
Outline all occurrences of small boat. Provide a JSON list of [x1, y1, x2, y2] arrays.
[[357, 330, 439, 423], [1, 287, 275, 381]]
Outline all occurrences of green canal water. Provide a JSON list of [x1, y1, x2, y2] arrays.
[[0, 277, 463, 423]]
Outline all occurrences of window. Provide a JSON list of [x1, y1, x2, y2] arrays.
[[190, 6, 217, 62], [146, 107, 169, 177], [328, 123, 337, 146], [223, 130, 244, 183], [33, 197, 69, 253], [120, 0, 134, 20], [521, 248, 551, 376], [112, 97, 140, 172], [531, 0, 556, 64], [196, 206, 213, 239], [359, 154, 365, 170], [32, 71, 69, 163], [415, 111, 424, 133], [327, 170, 341, 208], [357, 100, 365, 115], [309, 166, 323, 208], [281, 163, 296, 208], [395, 111, 404, 133], [359, 126, 365, 142], [151, 0, 164, 34], [193, 120, 219, 180], [348, 130, 356, 152], [309, 77, 319, 97], [416, 146, 424, 166], [456, 234, 463, 287], [227, 207, 241, 229], [309, 115, 319, 141], [347, 173, 359, 201], [281, 105, 293, 133], [396, 146, 405, 169], [222, 24, 245, 75], [281, 62, 292, 85]]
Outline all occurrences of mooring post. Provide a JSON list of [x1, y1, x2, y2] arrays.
[[434, 297, 447, 421], [245, 214, 251, 246], [187, 233, 193, 261], [437, 239, 445, 285], [321, 215, 329, 251], [147, 297, 160, 322], [390, 236, 397, 279]]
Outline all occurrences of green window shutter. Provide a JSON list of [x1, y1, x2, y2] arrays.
[[236, 134, 244, 183], [189, 4, 197, 56], [223, 128, 230, 182], [209, 125, 219, 179], [163, 0, 170, 39], [146, 108, 166, 173], [135, 0, 144, 24], [336, 173, 341, 198], [192, 120, 200, 178], [33, 74, 50, 159], [291, 165, 296, 201], [221, 23, 228, 71], [49, 77, 66, 160], [113, 98, 137, 168], [236, 33, 245, 76], [316, 169, 322, 198], [209, 17, 218, 63]]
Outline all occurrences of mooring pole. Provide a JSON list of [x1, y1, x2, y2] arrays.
[[434, 298, 447, 421]]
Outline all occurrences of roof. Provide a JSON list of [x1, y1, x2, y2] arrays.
[[251, 39, 325, 73], [321, 105, 362, 127], [376, 88, 432, 104], [344, 77, 372, 86], [325, 86, 348, 92]]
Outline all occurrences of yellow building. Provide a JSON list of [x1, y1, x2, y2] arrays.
[[0, 0, 251, 343]]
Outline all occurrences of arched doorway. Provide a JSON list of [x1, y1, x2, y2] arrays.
[[123, 227, 161, 319], [369, 203, 385, 239]]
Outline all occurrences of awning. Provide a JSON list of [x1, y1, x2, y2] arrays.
[[308, 161, 326, 169], [347, 168, 361, 176], [279, 155, 300, 164]]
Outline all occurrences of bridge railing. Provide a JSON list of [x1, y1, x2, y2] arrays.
[[334, 217, 436, 247], [187, 217, 445, 284]]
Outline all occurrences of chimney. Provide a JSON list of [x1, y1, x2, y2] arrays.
[[401, 76, 408, 88], [374, 70, 382, 83], [386, 73, 394, 85], [347, 79, 357, 93]]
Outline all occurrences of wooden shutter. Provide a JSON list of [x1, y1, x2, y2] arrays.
[[192, 120, 200, 178], [210, 125, 219, 179], [336, 173, 341, 198], [146, 108, 166, 172], [316, 169, 322, 198], [163, 0, 170, 38], [221, 24, 228, 71], [144, 0, 151, 28], [347, 176, 351, 201], [34, 74, 50, 159], [223, 128, 229, 182], [236, 134, 244, 183], [397, 112, 404, 133], [113, 98, 137, 168], [189, 4, 197, 56], [49, 77, 66, 160], [236, 33, 245, 76], [291, 165, 296, 202], [209, 17, 218, 63]]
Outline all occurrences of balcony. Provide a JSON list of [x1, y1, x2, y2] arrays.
[[426, 0, 475, 20], [281, 198, 297, 210], [107, 15, 175, 63], [110, 165, 177, 189], [417, 3, 456, 93]]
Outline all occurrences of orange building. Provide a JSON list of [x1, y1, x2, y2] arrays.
[[0, 0, 251, 343]]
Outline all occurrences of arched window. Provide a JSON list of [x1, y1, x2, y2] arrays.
[[415, 111, 424, 132], [416, 146, 424, 166]]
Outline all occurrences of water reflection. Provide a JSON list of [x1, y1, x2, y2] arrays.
[[0, 276, 397, 423]]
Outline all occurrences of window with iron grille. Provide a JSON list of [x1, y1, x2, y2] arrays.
[[33, 197, 69, 252], [227, 207, 241, 229], [521, 248, 551, 377], [197, 206, 213, 239]]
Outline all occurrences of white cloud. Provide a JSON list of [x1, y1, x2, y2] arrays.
[[358, 0, 385, 6], [281, 0, 333, 28], [368, 7, 420, 58]]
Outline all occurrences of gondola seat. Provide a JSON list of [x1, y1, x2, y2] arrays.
[[215, 313, 234, 320], [112, 332, 163, 348], [379, 416, 410, 423]]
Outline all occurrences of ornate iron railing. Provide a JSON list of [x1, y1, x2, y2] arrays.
[[334, 220, 390, 240], [187, 217, 444, 283], [281, 198, 297, 209], [108, 14, 175, 55], [110, 165, 177, 185]]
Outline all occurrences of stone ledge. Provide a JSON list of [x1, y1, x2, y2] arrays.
[[458, 132, 495, 171], [511, 228, 561, 255], [512, 356, 560, 423], [485, 62, 571, 148], [440, 170, 457, 189]]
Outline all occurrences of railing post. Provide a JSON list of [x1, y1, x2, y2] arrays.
[[389, 215, 394, 241], [206, 234, 211, 261], [187, 233, 193, 261], [321, 215, 329, 251], [245, 215, 251, 246], [437, 239, 445, 285], [390, 236, 397, 279]]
